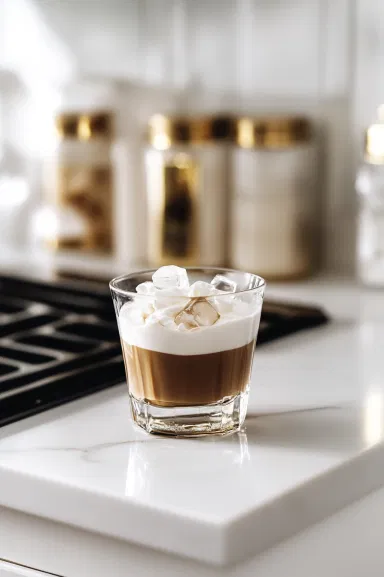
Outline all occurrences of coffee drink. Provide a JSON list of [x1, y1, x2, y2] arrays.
[[111, 266, 265, 436], [117, 266, 262, 410], [122, 340, 255, 407]]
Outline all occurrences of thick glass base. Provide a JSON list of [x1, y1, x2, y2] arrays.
[[130, 388, 249, 437]]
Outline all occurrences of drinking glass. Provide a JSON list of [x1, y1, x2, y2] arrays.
[[110, 267, 265, 436]]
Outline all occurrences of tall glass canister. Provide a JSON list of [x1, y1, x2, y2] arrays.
[[145, 114, 234, 267], [356, 122, 384, 286], [230, 116, 318, 281]]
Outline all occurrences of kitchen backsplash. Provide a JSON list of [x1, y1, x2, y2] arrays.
[[0, 0, 383, 273]]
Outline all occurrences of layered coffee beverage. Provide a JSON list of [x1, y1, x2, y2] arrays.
[[122, 340, 255, 407], [117, 266, 262, 413]]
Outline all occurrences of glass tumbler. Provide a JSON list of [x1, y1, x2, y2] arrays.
[[110, 268, 265, 436]]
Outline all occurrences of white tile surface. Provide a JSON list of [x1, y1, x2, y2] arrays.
[[139, 0, 187, 86], [234, 0, 321, 97], [186, 0, 239, 92], [320, 0, 352, 97], [354, 0, 384, 136], [3, 0, 74, 86], [33, 0, 140, 80]]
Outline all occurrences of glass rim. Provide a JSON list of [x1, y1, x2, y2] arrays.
[[109, 266, 266, 299]]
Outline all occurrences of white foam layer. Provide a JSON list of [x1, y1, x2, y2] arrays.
[[119, 304, 261, 355], [118, 266, 263, 355]]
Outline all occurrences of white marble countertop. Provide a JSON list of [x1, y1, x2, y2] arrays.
[[1, 276, 384, 566]]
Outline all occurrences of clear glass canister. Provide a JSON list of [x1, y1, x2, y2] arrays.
[[356, 123, 384, 286], [230, 117, 317, 280], [145, 114, 233, 267], [42, 111, 115, 255]]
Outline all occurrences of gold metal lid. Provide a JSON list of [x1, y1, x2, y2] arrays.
[[55, 111, 113, 140], [190, 116, 235, 143], [147, 115, 191, 149], [365, 123, 384, 164], [147, 114, 235, 149], [235, 116, 312, 149]]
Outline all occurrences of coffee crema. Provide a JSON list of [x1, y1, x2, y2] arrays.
[[122, 340, 256, 407]]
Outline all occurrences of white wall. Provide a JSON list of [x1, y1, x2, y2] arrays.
[[0, 0, 378, 274], [354, 0, 384, 144]]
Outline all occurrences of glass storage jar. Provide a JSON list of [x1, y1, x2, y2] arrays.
[[230, 116, 318, 280], [356, 122, 384, 286], [145, 114, 233, 267], [43, 111, 116, 255]]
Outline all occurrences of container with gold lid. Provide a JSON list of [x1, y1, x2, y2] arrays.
[[42, 110, 115, 256], [230, 115, 317, 280], [145, 114, 234, 267], [356, 119, 384, 286]]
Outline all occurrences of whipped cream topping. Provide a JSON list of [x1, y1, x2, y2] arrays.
[[119, 266, 262, 355]]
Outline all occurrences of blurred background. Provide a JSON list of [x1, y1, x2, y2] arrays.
[[0, 0, 383, 284]]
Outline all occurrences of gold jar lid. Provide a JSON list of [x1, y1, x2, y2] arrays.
[[147, 115, 191, 149], [147, 114, 235, 149], [365, 123, 384, 164], [235, 116, 312, 149], [55, 111, 113, 140], [190, 116, 235, 143]]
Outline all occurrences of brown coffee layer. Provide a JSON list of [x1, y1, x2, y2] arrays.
[[121, 340, 255, 407]]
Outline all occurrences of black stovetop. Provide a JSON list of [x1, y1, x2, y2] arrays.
[[0, 275, 328, 427]]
